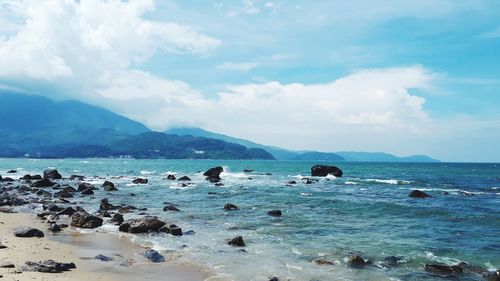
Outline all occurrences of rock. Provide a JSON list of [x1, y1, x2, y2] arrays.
[[1, 176, 14, 182], [311, 165, 343, 177], [0, 244, 7, 249], [204, 166, 223, 182], [268, 210, 282, 217], [442, 191, 450, 195], [99, 198, 117, 211], [425, 264, 463, 276], [459, 191, 475, 196], [132, 178, 148, 184], [102, 181, 118, 191], [163, 205, 180, 212], [166, 174, 176, 180], [0, 207, 16, 213], [409, 190, 432, 198], [143, 249, 165, 263], [80, 188, 94, 195], [0, 262, 15, 268], [43, 203, 63, 212], [95, 254, 113, 262], [382, 256, 403, 267], [160, 224, 183, 236], [485, 270, 500, 281], [118, 223, 130, 232], [110, 213, 124, 225], [178, 176, 191, 181], [71, 212, 103, 228], [55, 189, 74, 198], [243, 169, 254, 173], [7, 170, 16, 173], [224, 203, 239, 211], [78, 182, 96, 192], [314, 259, 334, 265], [21, 260, 76, 273], [228, 236, 245, 247], [347, 255, 369, 267], [127, 216, 166, 233], [43, 169, 62, 180], [36, 189, 52, 197], [14, 227, 44, 238], [69, 175, 85, 181], [48, 224, 62, 232], [287, 180, 297, 185], [31, 179, 56, 188], [57, 207, 76, 216], [269, 277, 279, 281]]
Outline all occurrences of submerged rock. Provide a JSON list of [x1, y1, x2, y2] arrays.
[[382, 256, 403, 267], [132, 178, 148, 184], [268, 210, 282, 217], [228, 236, 245, 247], [314, 259, 334, 265], [409, 190, 432, 198], [178, 176, 191, 181], [69, 175, 85, 181], [143, 249, 165, 263], [425, 264, 463, 276], [160, 224, 183, 236], [43, 169, 62, 180], [21, 260, 76, 273], [163, 205, 180, 212], [311, 165, 343, 177], [166, 174, 176, 180], [48, 224, 62, 232], [347, 255, 370, 267], [224, 203, 239, 211], [78, 182, 96, 192], [31, 179, 56, 188], [102, 181, 118, 191], [7, 169, 17, 173], [71, 212, 103, 228], [110, 213, 124, 225], [14, 227, 44, 238]]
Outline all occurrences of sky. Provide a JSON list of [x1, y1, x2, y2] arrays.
[[0, 0, 499, 162]]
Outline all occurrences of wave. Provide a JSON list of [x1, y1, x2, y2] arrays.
[[140, 170, 156, 175], [364, 178, 412, 185]]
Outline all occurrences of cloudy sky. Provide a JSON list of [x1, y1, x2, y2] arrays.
[[0, 0, 499, 162]]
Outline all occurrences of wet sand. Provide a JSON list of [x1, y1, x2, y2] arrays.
[[0, 212, 210, 281]]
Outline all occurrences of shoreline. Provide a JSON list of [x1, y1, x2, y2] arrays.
[[0, 212, 212, 281]]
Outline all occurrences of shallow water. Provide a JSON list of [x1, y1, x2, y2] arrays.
[[1, 159, 499, 280]]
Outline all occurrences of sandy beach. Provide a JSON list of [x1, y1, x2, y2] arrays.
[[0, 212, 210, 281]]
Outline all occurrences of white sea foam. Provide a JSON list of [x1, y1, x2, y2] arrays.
[[365, 178, 411, 185], [300, 192, 312, 196], [424, 251, 462, 265], [291, 247, 302, 255], [140, 170, 156, 175], [345, 181, 358, 185]]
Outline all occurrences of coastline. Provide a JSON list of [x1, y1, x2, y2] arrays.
[[0, 212, 211, 281]]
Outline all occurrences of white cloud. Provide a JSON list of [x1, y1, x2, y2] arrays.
[[216, 62, 260, 71], [479, 26, 500, 39], [0, 0, 221, 80]]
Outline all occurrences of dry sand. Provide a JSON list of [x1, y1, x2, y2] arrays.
[[0, 212, 210, 281]]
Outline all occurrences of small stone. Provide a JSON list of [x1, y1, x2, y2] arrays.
[[224, 203, 239, 211], [228, 236, 245, 247], [267, 210, 282, 217], [0, 262, 15, 268], [95, 254, 113, 262], [143, 249, 165, 263], [14, 227, 44, 238]]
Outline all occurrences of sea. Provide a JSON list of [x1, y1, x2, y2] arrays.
[[1, 158, 499, 281]]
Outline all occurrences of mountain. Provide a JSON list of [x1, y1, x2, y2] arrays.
[[0, 92, 275, 159], [292, 152, 345, 161], [165, 127, 298, 160], [336, 152, 440, 162], [166, 127, 440, 162]]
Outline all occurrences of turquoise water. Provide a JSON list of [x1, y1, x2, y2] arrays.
[[1, 158, 499, 280]]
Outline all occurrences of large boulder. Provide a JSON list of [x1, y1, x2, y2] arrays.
[[110, 213, 124, 225], [71, 212, 103, 228], [204, 166, 223, 182], [132, 178, 148, 184], [14, 227, 44, 238], [311, 165, 343, 177], [43, 169, 62, 180], [78, 182, 96, 192], [31, 179, 56, 188], [126, 216, 166, 233], [102, 181, 118, 191], [228, 236, 245, 247], [409, 190, 432, 198], [268, 210, 282, 217], [178, 176, 191, 181], [21, 260, 75, 273]]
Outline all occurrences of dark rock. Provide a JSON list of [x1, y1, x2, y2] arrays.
[[102, 181, 118, 191], [48, 224, 62, 232], [265, 173, 273, 176], [118, 223, 130, 232], [409, 190, 432, 198], [132, 178, 148, 184], [166, 174, 176, 180], [110, 213, 124, 225], [1, 176, 14, 182], [163, 205, 180, 212], [71, 212, 103, 228], [269, 277, 279, 281], [382, 256, 403, 267], [6, 170, 16, 173], [99, 198, 117, 211], [287, 180, 297, 184], [459, 191, 475, 196], [268, 210, 282, 217], [485, 270, 500, 281], [57, 207, 76, 216], [80, 188, 94, 195], [78, 182, 96, 192], [204, 166, 223, 182], [21, 260, 76, 273], [98, 211, 111, 218], [127, 216, 166, 233], [14, 227, 44, 238], [36, 189, 52, 197], [243, 169, 254, 173], [31, 179, 56, 188], [442, 191, 450, 195], [347, 255, 369, 267], [425, 264, 463, 276], [178, 176, 191, 181], [55, 189, 73, 198], [311, 165, 343, 177], [184, 230, 195, 235], [215, 182, 224, 186], [0, 207, 16, 213], [314, 259, 334, 265], [224, 203, 239, 211], [95, 254, 113, 262], [143, 249, 165, 263], [43, 169, 62, 180], [44, 203, 63, 212], [0, 244, 7, 249], [69, 175, 85, 181], [228, 236, 245, 247]]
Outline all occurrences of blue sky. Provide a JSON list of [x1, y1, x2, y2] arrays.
[[0, 0, 499, 162]]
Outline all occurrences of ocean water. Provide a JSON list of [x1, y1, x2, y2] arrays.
[[1, 158, 499, 281]]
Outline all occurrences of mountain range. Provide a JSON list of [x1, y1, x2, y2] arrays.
[[0, 91, 439, 162]]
